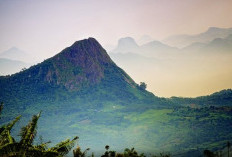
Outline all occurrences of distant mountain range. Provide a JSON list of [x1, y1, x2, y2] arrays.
[[182, 34, 232, 53], [2, 27, 232, 79], [112, 37, 139, 53], [0, 47, 33, 63], [0, 58, 30, 76], [111, 27, 232, 57], [0, 38, 232, 155], [163, 27, 232, 48], [0, 47, 40, 76], [109, 27, 232, 97], [137, 35, 154, 45], [111, 37, 178, 59]]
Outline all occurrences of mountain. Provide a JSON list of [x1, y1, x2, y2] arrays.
[[140, 40, 179, 59], [170, 89, 232, 106], [111, 37, 178, 59], [0, 38, 232, 155], [112, 37, 139, 53], [0, 37, 163, 152], [202, 34, 232, 53], [137, 35, 153, 45], [0, 47, 34, 63], [0, 58, 30, 76], [163, 27, 232, 48], [0, 38, 156, 105], [110, 35, 232, 97], [182, 34, 232, 53]]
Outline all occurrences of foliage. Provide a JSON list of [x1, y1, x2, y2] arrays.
[[0, 115, 21, 146], [169, 89, 232, 106], [73, 146, 90, 157], [138, 82, 147, 90], [0, 106, 78, 157], [100, 146, 146, 157], [151, 153, 171, 157]]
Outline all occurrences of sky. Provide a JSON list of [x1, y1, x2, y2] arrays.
[[0, 0, 232, 97], [1, 0, 232, 57]]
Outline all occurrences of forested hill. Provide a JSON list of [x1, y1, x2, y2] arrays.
[[170, 89, 232, 106]]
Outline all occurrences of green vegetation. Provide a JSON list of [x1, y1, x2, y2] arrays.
[[1, 100, 232, 157], [0, 105, 171, 157], [0, 38, 232, 156], [0, 106, 78, 157], [138, 82, 147, 90]]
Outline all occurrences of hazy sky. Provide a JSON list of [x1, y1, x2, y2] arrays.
[[1, 0, 232, 58]]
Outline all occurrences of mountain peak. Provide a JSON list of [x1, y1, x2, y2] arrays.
[[113, 37, 139, 53], [0, 47, 32, 63], [8, 38, 136, 91], [118, 37, 138, 47], [71, 37, 100, 48], [38, 38, 115, 90], [58, 37, 113, 65]]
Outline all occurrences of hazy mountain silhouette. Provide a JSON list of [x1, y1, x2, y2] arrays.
[[112, 37, 139, 53], [111, 37, 178, 59], [163, 27, 232, 48], [182, 34, 232, 53], [137, 35, 154, 45], [110, 33, 232, 97], [0, 47, 34, 63], [0, 58, 30, 76]]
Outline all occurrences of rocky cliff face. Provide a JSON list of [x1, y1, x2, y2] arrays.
[[43, 37, 115, 90]]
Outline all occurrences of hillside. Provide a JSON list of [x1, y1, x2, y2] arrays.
[[170, 89, 232, 106], [0, 38, 232, 155], [0, 38, 165, 151]]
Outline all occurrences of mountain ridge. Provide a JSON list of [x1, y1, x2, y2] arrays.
[[163, 27, 232, 48], [1, 38, 232, 154]]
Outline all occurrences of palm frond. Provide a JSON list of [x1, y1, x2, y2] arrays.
[[0, 115, 21, 146], [49, 136, 78, 156], [34, 141, 51, 151], [0, 142, 58, 157], [19, 111, 41, 146], [73, 146, 90, 157], [0, 142, 24, 156]]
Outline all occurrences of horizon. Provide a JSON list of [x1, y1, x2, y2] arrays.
[[1, 0, 232, 97], [1, 36, 232, 98], [1, 1, 232, 155], [1, 0, 232, 56]]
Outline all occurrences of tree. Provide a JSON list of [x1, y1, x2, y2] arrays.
[[73, 146, 90, 157], [139, 82, 147, 90], [101, 146, 146, 157], [0, 106, 78, 157]]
